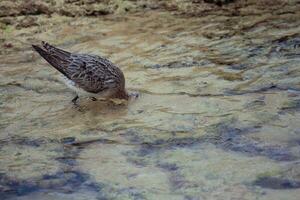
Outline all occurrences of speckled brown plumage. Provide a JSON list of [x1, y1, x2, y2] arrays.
[[32, 41, 128, 103]]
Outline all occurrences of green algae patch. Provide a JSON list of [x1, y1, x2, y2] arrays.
[[211, 69, 244, 81]]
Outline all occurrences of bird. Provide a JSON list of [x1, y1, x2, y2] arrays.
[[32, 41, 130, 104]]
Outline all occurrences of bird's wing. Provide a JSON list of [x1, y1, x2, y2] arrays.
[[65, 54, 111, 93]]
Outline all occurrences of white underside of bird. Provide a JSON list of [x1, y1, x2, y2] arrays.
[[60, 76, 114, 99]]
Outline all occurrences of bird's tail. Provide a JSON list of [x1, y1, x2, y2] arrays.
[[32, 41, 70, 78], [41, 41, 71, 58]]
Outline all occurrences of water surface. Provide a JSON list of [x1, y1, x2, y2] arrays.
[[1, 7, 300, 200]]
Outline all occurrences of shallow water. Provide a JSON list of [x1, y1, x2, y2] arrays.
[[1, 8, 300, 200]]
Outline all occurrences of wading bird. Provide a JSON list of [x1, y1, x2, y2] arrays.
[[32, 41, 131, 104]]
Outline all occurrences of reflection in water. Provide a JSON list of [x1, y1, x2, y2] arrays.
[[1, 2, 300, 199]]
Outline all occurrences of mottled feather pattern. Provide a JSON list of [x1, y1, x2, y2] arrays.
[[32, 41, 128, 100], [66, 54, 125, 93]]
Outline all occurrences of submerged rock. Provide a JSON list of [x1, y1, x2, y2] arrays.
[[207, 122, 299, 161], [0, 1, 52, 17], [0, 1, 19, 17], [204, 0, 235, 6], [16, 16, 38, 29], [19, 1, 52, 16], [254, 177, 300, 189]]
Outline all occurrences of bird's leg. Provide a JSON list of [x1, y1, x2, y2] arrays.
[[71, 95, 79, 105], [90, 97, 97, 101], [71, 95, 84, 112]]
